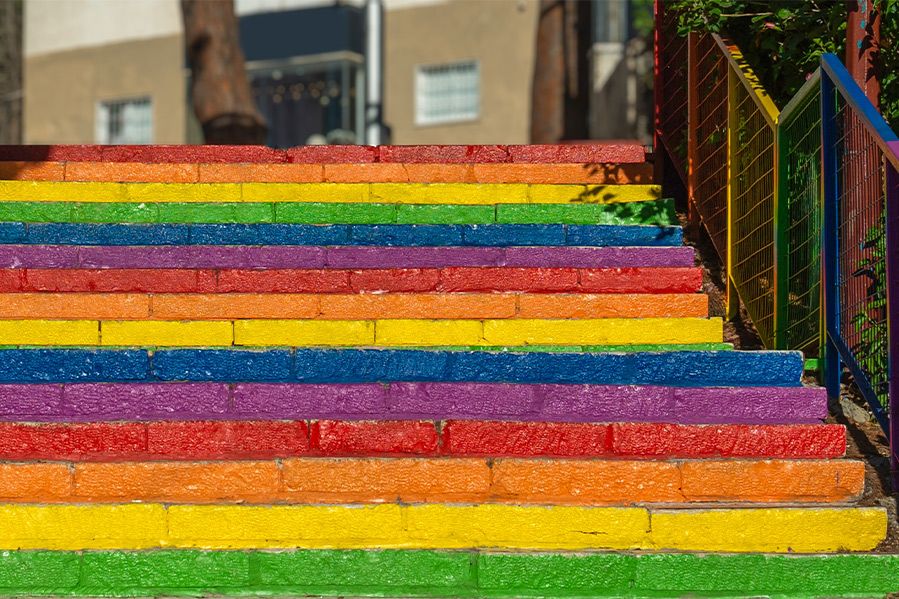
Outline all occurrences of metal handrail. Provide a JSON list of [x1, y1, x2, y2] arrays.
[[821, 54, 899, 168], [780, 69, 821, 124], [713, 34, 779, 128]]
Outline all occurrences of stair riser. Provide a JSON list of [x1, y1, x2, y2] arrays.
[[2, 550, 898, 598], [0, 223, 684, 246], [0, 181, 660, 205], [0, 459, 864, 505], [0, 245, 696, 269], [0, 318, 723, 347], [3, 161, 654, 184], [0, 349, 805, 385], [0, 200, 676, 226], [0, 267, 702, 294], [0, 382, 824, 424], [0, 504, 884, 552], [0, 420, 845, 460], [0, 143, 647, 164], [0, 293, 709, 320]]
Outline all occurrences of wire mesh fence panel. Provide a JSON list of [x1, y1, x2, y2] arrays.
[[834, 92, 891, 413], [690, 33, 730, 263], [729, 71, 777, 348], [656, 3, 688, 179], [780, 88, 822, 355]]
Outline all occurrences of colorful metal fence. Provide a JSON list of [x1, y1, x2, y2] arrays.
[[821, 55, 899, 469], [777, 73, 823, 358], [654, 4, 898, 483], [723, 40, 779, 347]]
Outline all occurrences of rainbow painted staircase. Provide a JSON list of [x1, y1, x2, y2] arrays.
[[0, 143, 895, 598]]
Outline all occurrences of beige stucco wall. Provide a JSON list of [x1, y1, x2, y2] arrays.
[[24, 34, 186, 144], [384, 0, 538, 144]]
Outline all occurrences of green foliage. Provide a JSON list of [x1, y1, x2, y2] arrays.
[[878, 0, 899, 125], [850, 219, 890, 408], [668, 0, 899, 124]]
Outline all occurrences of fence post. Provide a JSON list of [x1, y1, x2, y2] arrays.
[[725, 65, 739, 320], [820, 70, 841, 402], [686, 32, 701, 232], [774, 121, 789, 349], [885, 160, 899, 490]]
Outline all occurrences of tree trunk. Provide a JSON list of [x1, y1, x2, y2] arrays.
[[530, 0, 591, 143], [0, 0, 22, 144], [181, 0, 267, 145]]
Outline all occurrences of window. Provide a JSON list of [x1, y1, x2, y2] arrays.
[[95, 97, 153, 144], [415, 61, 480, 126]]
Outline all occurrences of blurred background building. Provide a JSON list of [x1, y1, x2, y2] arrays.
[[13, 0, 652, 147]]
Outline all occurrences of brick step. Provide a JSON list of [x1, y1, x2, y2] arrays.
[[0, 420, 845, 460], [0, 503, 884, 552], [3, 160, 654, 184], [2, 549, 897, 597], [0, 245, 695, 269], [0, 198, 675, 225], [0, 317, 724, 347], [0, 382, 824, 424], [0, 292, 709, 320], [0, 267, 702, 294], [0, 143, 647, 164], [0, 458, 864, 505], [0, 223, 684, 246], [0, 348, 804, 385], [0, 180, 660, 205]]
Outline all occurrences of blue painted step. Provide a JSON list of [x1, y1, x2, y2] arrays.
[[0, 349, 804, 386]]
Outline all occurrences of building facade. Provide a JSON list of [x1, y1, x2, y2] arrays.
[[23, 0, 648, 146]]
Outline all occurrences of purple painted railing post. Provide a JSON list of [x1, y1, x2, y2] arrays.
[[886, 140, 899, 491]]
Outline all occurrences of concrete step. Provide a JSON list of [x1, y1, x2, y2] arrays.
[[0, 458, 865, 505], [0, 142, 648, 164], [3, 160, 654, 184], [0, 222, 684, 246], [0, 180, 661, 205], [0, 317, 724, 347], [2, 549, 896, 597], [0, 382, 824, 424], [0, 266, 702, 294], [0, 348, 805, 386], [0, 198, 676, 225], [0, 420, 845, 460], [0, 292, 709, 320], [0, 244, 696, 269], [0, 503, 884, 552]]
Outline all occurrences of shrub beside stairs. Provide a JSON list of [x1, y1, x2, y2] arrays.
[[0, 143, 895, 598]]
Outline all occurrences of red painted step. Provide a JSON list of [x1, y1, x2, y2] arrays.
[[0, 420, 846, 461], [1, 267, 702, 294], [0, 143, 645, 164]]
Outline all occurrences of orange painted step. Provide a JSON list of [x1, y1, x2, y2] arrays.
[[0, 458, 865, 505], [0, 293, 708, 320]]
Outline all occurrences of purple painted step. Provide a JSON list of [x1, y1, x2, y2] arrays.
[[0, 382, 826, 424], [0, 245, 695, 269]]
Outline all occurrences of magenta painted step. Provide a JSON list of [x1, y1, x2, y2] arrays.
[[0, 245, 695, 269], [0, 382, 826, 424], [0, 143, 645, 164]]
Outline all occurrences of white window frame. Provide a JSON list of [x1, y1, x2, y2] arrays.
[[95, 96, 154, 144], [414, 60, 480, 126]]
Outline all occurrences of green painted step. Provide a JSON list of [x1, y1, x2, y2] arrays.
[[0, 199, 677, 225], [1, 550, 897, 597]]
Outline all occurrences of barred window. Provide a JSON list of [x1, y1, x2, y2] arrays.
[[415, 61, 480, 126], [96, 97, 153, 144]]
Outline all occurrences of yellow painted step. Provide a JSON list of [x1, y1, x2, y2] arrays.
[[0, 504, 885, 552], [0, 318, 723, 347], [0, 181, 660, 204]]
